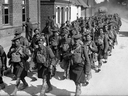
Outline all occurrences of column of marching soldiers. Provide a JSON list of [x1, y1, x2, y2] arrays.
[[0, 13, 122, 96]]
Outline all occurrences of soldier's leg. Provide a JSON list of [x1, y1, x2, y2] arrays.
[[75, 83, 81, 96], [40, 78, 47, 96], [0, 76, 5, 89], [97, 52, 103, 69], [19, 78, 28, 90], [12, 64, 17, 81], [46, 73, 53, 93], [66, 62, 70, 79], [0, 68, 5, 89]]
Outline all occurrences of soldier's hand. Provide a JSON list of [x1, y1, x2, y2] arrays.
[[11, 48, 15, 52], [50, 65, 53, 70], [3, 66, 5, 71], [71, 50, 74, 54], [89, 44, 92, 49]]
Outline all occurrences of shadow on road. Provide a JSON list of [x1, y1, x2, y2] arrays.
[[3, 83, 15, 95], [24, 84, 74, 96], [119, 31, 128, 37]]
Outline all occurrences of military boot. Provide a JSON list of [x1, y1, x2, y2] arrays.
[[40, 80, 47, 96], [45, 79, 53, 93], [75, 84, 81, 96]]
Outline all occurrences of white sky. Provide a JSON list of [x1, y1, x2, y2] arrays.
[[95, 0, 105, 3], [95, 0, 109, 4]]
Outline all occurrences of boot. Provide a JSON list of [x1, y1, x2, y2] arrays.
[[75, 84, 81, 96], [98, 60, 102, 68], [46, 80, 52, 93], [20, 78, 28, 90], [94, 66, 101, 73], [86, 72, 92, 81], [40, 80, 47, 96]]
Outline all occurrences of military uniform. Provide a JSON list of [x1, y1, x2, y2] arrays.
[[0, 45, 6, 89], [49, 28, 60, 61], [24, 18, 33, 42], [83, 31, 99, 75], [33, 36, 56, 95], [69, 34, 90, 96], [8, 28, 29, 80], [14, 27, 29, 47], [59, 28, 72, 79], [8, 36, 29, 96], [95, 28, 109, 68]]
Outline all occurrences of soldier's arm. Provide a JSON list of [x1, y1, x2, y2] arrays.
[[20, 47, 29, 61], [83, 45, 91, 66], [89, 41, 98, 53], [47, 46, 56, 66], [1, 51, 7, 69], [7, 45, 15, 58], [104, 35, 109, 54]]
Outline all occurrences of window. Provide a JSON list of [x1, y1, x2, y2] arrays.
[[61, 7, 64, 24], [65, 7, 69, 22], [2, 0, 13, 25], [57, 7, 60, 24], [22, 0, 29, 22]]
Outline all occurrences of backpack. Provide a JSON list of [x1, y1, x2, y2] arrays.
[[11, 47, 22, 63], [72, 45, 83, 64], [36, 47, 47, 64]]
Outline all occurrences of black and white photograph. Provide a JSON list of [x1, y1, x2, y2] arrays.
[[0, 0, 128, 96]]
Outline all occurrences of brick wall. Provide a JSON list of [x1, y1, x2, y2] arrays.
[[0, 0, 38, 38], [40, 2, 54, 30], [29, 0, 38, 24]]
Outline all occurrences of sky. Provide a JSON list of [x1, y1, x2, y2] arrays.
[[95, 0, 109, 4]]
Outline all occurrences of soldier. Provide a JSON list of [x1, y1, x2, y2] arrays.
[[59, 28, 71, 79], [95, 28, 109, 70], [14, 27, 29, 47], [69, 34, 90, 96], [33, 36, 56, 96], [107, 24, 116, 56], [8, 36, 29, 96], [28, 28, 42, 81], [42, 21, 53, 46], [29, 28, 41, 55], [23, 18, 33, 42], [0, 45, 6, 89], [7, 27, 29, 80], [82, 31, 99, 83]]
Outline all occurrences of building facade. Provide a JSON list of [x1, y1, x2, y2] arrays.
[[0, 0, 39, 37], [0, 0, 89, 37], [40, 0, 88, 30]]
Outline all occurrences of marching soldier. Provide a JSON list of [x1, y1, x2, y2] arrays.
[[82, 30, 99, 82], [0, 45, 6, 89], [49, 28, 60, 62], [59, 28, 71, 79], [95, 28, 109, 69], [33, 36, 56, 96], [8, 27, 29, 80], [69, 34, 90, 96], [29, 28, 41, 55], [8, 36, 29, 96]]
